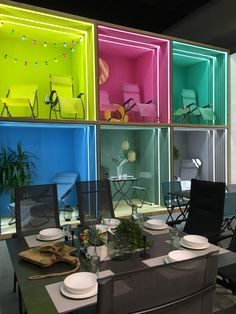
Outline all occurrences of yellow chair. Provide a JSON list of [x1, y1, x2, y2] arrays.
[[47, 75, 85, 119], [1, 84, 38, 118]]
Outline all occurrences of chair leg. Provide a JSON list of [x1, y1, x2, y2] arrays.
[[18, 283, 23, 314], [13, 272, 17, 292]]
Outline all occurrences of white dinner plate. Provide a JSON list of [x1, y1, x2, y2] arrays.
[[143, 222, 169, 230], [180, 239, 210, 250], [60, 283, 98, 299], [168, 250, 197, 262], [36, 233, 64, 241], [39, 228, 64, 239]]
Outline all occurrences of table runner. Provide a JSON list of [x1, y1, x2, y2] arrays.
[[46, 270, 114, 314]]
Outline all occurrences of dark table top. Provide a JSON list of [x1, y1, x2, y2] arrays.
[[6, 231, 236, 314]]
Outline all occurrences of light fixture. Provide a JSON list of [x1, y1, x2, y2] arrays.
[[128, 151, 136, 162], [121, 138, 129, 151]]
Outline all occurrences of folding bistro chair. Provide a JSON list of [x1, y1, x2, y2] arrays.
[[1, 84, 38, 118], [162, 181, 189, 226], [47, 74, 85, 119], [122, 83, 157, 122], [130, 171, 152, 208]]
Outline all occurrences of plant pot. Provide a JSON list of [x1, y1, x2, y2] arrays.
[[87, 245, 108, 261]]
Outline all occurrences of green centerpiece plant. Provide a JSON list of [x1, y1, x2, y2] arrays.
[[114, 218, 153, 253]]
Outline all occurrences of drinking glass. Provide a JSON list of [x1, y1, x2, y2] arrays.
[[169, 228, 180, 249], [89, 255, 100, 274]]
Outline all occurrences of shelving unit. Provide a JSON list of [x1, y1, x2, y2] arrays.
[[0, 1, 229, 234]]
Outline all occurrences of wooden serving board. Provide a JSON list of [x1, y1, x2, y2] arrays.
[[19, 242, 78, 268]]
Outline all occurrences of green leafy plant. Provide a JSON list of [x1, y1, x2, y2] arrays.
[[0, 141, 38, 201], [114, 218, 152, 252]]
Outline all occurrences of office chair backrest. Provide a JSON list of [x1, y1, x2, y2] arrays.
[[9, 84, 38, 105], [76, 179, 115, 226], [184, 179, 225, 239], [50, 75, 74, 97], [97, 252, 218, 314], [122, 83, 141, 103], [15, 184, 60, 237]]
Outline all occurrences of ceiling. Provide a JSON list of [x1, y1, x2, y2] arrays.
[[12, 0, 236, 53]]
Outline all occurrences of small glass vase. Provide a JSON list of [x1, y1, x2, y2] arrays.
[[117, 166, 122, 179]]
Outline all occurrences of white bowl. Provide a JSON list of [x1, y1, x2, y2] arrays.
[[64, 272, 97, 295], [39, 228, 63, 239], [182, 235, 208, 248], [146, 219, 165, 228], [103, 218, 120, 229], [168, 250, 197, 262]]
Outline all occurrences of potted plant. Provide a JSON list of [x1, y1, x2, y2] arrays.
[[0, 141, 38, 201], [112, 218, 153, 259], [79, 225, 108, 261]]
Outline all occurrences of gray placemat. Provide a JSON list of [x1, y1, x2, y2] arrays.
[[142, 256, 166, 267], [143, 243, 220, 267], [46, 270, 114, 314], [24, 234, 65, 248]]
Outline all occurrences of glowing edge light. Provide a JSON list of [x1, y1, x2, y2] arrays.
[[0, 4, 93, 27], [98, 25, 169, 43], [99, 33, 159, 49], [99, 38, 155, 52], [0, 18, 85, 37]]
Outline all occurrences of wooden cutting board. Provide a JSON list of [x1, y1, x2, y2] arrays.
[[19, 242, 78, 268]]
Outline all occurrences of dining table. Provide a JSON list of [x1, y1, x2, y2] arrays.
[[6, 226, 236, 314]]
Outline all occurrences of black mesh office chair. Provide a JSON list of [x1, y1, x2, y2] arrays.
[[183, 179, 225, 242], [13, 184, 60, 309], [15, 184, 60, 237], [217, 227, 236, 295], [97, 252, 218, 314], [76, 179, 115, 227]]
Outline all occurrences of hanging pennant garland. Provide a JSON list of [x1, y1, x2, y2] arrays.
[[0, 49, 75, 67]]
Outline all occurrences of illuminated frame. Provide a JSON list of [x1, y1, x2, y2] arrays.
[[0, 3, 96, 120], [98, 25, 170, 123]]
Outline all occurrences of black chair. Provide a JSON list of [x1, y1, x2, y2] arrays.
[[97, 252, 218, 314], [14, 183, 60, 314], [15, 183, 60, 237], [183, 179, 226, 242], [76, 179, 115, 227], [217, 227, 236, 295], [222, 192, 236, 232], [162, 181, 189, 226]]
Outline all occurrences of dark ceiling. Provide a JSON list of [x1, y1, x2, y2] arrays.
[[13, 0, 236, 53]]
